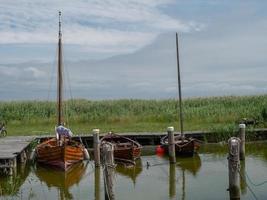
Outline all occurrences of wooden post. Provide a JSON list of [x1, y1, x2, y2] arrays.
[[167, 127, 176, 163], [228, 137, 240, 200], [239, 124, 246, 160], [20, 150, 27, 163], [102, 142, 115, 200], [93, 129, 100, 167], [169, 163, 176, 198], [94, 166, 101, 200]]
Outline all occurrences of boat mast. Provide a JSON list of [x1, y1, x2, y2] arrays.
[[176, 33, 184, 140], [57, 11, 63, 126]]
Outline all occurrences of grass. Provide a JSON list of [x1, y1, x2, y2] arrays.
[[0, 95, 267, 137]]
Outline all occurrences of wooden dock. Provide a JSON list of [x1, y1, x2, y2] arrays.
[[0, 136, 35, 175], [1, 128, 267, 175]]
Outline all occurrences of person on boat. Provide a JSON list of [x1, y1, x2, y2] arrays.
[[56, 124, 73, 138]]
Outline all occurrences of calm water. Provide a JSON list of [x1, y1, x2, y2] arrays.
[[1, 142, 267, 200]]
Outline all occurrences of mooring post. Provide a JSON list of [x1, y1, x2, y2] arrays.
[[228, 137, 240, 200], [239, 124, 246, 160], [167, 126, 176, 163], [93, 129, 100, 167], [102, 142, 115, 200]]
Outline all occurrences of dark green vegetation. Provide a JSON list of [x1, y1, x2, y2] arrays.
[[0, 95, 267, 139]]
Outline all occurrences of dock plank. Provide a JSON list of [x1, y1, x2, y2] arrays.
[[0, 136, 34, 159]]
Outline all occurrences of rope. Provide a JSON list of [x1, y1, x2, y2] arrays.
[[47, 46, 57, 101], [238, 168, 259, 200], [220, 158, 259, 200], [145, 161, 170, 168], [62, 44, 74, 128], [244, 170, 267, 187]]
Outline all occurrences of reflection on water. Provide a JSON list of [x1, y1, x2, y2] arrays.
[[94, 167, 101, 200], [115, 159, 142, 185], [1, 142, 267, 200], [239, 160, 247, 195], [35, 162, 87, 200], [0, 163, 30, 197], [169, 163, 176, 199]]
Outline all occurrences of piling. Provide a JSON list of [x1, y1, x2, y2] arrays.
[[167, 127, 176, 163], [20, 150, 27, 163], [93, 129, 100, 167], [239, 124, 246, 160], [102, 142, 115, 200], [228, 137, 240, 200]]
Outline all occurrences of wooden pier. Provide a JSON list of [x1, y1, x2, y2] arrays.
[[0, 136, 35, 175], [1, 128, 267, 175]]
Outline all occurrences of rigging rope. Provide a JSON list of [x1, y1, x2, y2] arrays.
[[47, 45, 57, 101], [61, 44, 74, 128]]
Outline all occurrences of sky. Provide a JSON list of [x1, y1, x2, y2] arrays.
[[0, 0, 267, 100]]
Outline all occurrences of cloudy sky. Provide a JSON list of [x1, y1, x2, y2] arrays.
[[0, 0, 267, 100]]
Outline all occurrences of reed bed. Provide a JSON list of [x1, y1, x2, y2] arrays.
[[0, 95, 266, 136]]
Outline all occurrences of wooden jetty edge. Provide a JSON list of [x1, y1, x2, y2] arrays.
[[0, 136, 35, 175]]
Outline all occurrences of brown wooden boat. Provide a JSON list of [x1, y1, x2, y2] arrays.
[[100, 133, 142, 163], [36, 138, 85, 170], [160, 134, 201, 156], [36, 12, 87, 171]]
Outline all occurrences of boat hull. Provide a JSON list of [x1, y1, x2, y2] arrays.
[[36, 138, 84, 171], [113, 146, 141, 161], [161, 136, 201, 156], [101, 133, 142, 162]]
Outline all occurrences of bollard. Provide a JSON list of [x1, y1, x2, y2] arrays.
[[167, 127, 176, 163], [239, 124, 246, 160], [93, 129, 100, 167], [228, 137, 240, 200], [102, 142, 115, 200]]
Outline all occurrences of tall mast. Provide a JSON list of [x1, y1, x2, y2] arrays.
[[57, 11, 63, 125], [176, 33, 184, 140]]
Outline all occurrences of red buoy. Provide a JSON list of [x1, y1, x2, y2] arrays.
[[156, 145, 165, 156]]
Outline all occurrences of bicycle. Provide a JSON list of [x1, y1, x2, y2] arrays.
[[0, 123, 7, 137]]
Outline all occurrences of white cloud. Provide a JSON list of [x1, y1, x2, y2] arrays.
[[0, 66, 20, 77], [24, 67, 46, 78], [0, 0, 203, 55]]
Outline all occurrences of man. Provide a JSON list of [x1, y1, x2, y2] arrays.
[[56, 124, 73, 138]]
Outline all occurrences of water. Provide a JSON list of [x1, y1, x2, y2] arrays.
[[1, 142, 267, 200]]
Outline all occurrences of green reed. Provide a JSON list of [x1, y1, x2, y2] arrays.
[[0, 95, 266, 135]]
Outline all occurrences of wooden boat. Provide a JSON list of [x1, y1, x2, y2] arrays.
[[160, 33, 201, 156], [36, 138, 85, 170], [36, 12, 87, 171], [160, 135, 201, 156], [100, 133, 142, 163]]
